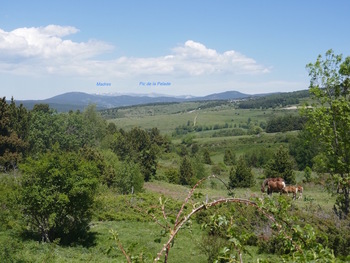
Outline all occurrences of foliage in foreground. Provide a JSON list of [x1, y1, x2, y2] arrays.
[[109, 176, 338, 263], [304, 49, 350, 218]]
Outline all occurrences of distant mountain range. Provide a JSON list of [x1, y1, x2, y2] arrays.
[[13, 90, 264, 112]]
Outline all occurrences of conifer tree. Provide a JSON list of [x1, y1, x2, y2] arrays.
[[203, 148, 212, 165], [179, 156, 195, 185], [229, 157, 255, 188], [265, 146, 295, 184], [0, 97, 27, 171]]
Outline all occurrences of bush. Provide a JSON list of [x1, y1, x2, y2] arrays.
[[165, 168, 180, 184], [20, 146, 99, 243], [229, 157, 255, 188], [304, 166, 312, 182]]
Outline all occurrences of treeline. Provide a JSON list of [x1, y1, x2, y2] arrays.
[[265, 114, 307, 133], [0, 96, 173, 193], [238, 90, 309, 109], [0, 97, 169, 180]]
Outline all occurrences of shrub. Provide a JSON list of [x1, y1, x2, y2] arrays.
[[229, 157, 255, 188], [165, 168, 180, 184], [20, 146, 99, 243]]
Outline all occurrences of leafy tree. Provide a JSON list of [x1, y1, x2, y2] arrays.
[[27, 104, 107, 154], [27, 104, 61, 155], [115, 160, 144, 194], [304, 49, 350, 217], [110, 129, 132, 160], [289, 129, 320, 170], [229, 157, 255, 188], [191, 155, 208, 180], [20, 146, 99, 243], [82, 104, 107, 144], [264, 146, 295, 184], [58, 110, 86, 151], [179, 156, 195, 185]]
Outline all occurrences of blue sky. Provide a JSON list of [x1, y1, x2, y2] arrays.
[[1, 0, 349, 100]]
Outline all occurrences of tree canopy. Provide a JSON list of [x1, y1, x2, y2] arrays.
[[304, 49, 350, 217]]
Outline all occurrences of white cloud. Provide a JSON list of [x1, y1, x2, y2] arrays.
[[0, 25, 112, 61], [0, 25, 269, 78]]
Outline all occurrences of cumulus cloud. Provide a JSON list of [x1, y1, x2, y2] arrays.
[[0, 25, 269, 78], [0, 25, 112, 61]]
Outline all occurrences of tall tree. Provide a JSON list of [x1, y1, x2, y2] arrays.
[[264, 146, 295, 184], [128, 127, 157, 181], [229, 157, 255, 188], [304, 50, 350, 218], [111, 127, 159, 181], [179, 156, 195, 185], [82, 104, 107, 145], [202, 148, 212, 165], [27, 104, 60, 155], [0, 98, 28, 171]]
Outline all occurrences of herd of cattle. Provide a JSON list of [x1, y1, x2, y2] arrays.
[[261, 177, 303, 200]]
